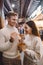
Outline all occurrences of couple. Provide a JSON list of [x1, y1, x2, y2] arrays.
[[0, 11, 42, 65]]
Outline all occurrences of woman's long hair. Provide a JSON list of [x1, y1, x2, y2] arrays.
[[0, 17, 4, 29], [26, 20, 40, 37]]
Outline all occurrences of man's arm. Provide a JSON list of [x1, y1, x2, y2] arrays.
[[0, 31, 12, 52]]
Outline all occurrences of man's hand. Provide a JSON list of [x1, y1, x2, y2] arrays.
[[11, 32, 18, 39], [10, 32, 21, 42], [10, 32, 18, 42]]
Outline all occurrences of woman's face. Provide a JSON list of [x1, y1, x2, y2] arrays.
[[23, 24, 32, 34]]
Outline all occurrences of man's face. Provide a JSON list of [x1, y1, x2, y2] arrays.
[[8, 15, 18, 27]]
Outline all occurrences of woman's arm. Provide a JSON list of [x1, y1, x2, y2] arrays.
[[34, 37, 43, 60]]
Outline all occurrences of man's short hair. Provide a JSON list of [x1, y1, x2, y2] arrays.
[[6, 11, 18, 18]]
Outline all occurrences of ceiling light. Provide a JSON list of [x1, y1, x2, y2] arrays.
[[12, 4, 15, 8]]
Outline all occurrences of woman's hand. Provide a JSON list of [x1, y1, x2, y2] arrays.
[[24, 49, 36, 59]]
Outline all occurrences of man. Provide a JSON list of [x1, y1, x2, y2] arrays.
[[0, 11, 21, 65], [18, 18, 25, 34]]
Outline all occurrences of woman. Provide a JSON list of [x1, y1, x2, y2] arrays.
[[23, 20, 43, 65]]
